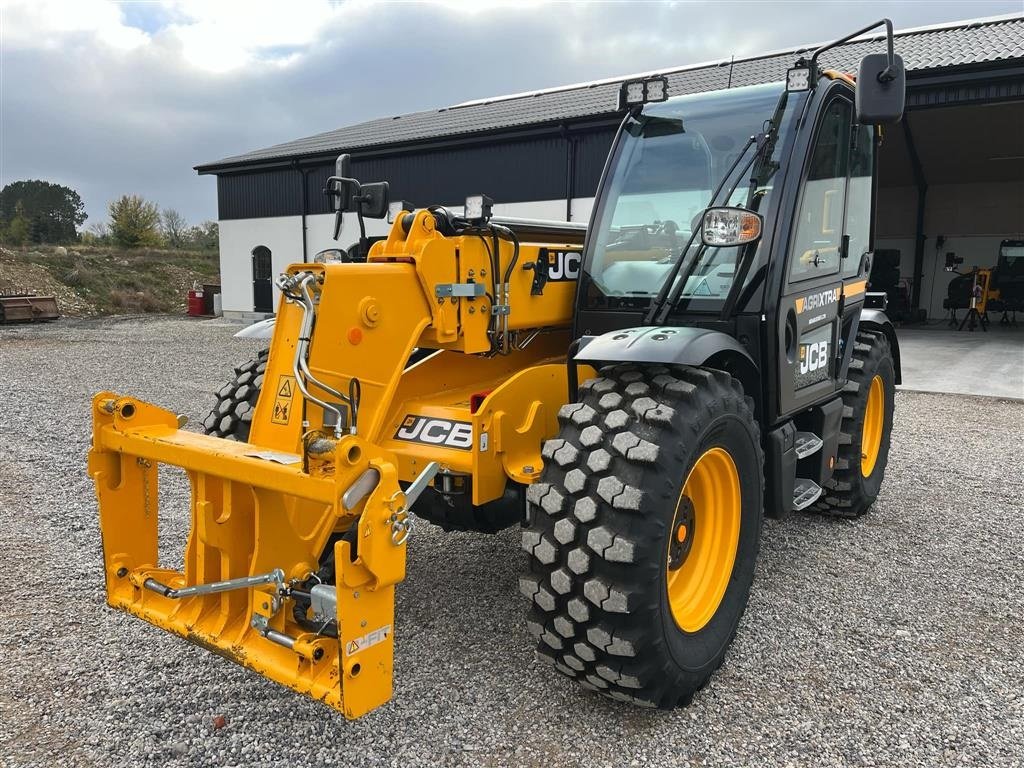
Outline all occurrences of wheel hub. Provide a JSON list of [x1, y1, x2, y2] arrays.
[[668, 497, 695, 570]]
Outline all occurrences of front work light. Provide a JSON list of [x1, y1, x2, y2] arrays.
[[618, 75, 670, 109], [701, 207, 763, 247], [388, 200, 414, 224], [465, 194, 493, 224]]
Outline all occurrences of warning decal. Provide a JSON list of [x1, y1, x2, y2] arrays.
[[345, 624, 391, 657], [271, 375, 296, 425]]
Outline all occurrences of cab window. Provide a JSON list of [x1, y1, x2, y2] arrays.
[[788, 99, 851, 282], [842, 122, 874, 278]]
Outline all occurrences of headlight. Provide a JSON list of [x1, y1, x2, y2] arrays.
[[700, 207, 763, 247]]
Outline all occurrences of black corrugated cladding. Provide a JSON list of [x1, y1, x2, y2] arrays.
[[573, 129, 617, 195], [905, 70, 1024, 108], [218, 126, 619, 220], [217, 167, 303, 219]]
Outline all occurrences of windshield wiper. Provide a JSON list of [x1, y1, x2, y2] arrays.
[[644, 129, 772, 325]]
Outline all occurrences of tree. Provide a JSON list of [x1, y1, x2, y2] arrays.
[[0, 180, 87, 243], [108, 195, 162, 248], [160, 208, 188, 248]]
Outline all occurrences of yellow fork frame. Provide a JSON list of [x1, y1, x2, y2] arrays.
[[88, 393, 414, 719], [88, 213, 587, 719]]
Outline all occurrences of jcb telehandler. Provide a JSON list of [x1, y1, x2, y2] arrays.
[[89, 21, 905, 718]]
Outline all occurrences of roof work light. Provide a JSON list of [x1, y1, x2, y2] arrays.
[[618, 76, 670, 110], [786, 65, 812, 92]]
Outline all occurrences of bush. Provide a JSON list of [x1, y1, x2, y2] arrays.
[[2, 214, 30, 245], [186, 220, 218, 251]]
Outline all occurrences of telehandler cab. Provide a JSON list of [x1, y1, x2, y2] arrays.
[[90, 21, 905, 717]]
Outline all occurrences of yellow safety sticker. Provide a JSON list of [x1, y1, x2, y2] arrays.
[[271, 375, 296, 425]]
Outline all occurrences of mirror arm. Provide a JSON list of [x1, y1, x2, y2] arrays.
[[807, 18, 895, 84], [326, 175, 362, 242]]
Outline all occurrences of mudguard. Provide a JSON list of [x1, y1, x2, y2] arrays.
[[575, 326, 753, 366], [858, 308, 902, 384], [234, 317, 276, 339], [574, 326, 760, 408]]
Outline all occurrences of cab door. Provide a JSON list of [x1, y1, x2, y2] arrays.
[[776, 94, 872, 417]]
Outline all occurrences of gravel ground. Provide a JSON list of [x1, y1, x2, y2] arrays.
[[1, 316, 1021, 768]]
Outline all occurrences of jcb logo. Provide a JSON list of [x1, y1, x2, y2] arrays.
[[394, 415, 473, 450], [541, 249, 581, 282], [799, 340, 830, 375]]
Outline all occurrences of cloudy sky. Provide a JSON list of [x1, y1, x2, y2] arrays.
[[2, 0, 1019, 228]]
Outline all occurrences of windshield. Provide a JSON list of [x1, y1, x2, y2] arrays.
[[585, 82, 797, 309]]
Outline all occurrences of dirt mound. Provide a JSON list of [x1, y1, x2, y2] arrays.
[[0, 245, 219, 316]]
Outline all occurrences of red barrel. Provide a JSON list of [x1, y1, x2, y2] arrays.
[[187, 288, 205, 317]]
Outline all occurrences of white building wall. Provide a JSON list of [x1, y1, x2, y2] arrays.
[[876, 180, 1024, 319], [218, 215, 302, 317], [218, 198, 598, 318]]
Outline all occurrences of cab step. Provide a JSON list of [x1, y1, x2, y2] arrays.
[[792, 478, 823, 511], [794, 431, 824, 459]]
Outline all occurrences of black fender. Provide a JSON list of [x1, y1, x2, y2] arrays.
[[574, 326, 762, 416], [858, 309, 902, 384]]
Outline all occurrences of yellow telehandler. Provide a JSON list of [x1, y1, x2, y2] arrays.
[[90, 21, 906, 718]]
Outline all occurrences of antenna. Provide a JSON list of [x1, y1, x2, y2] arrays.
[[726, 54, 735, 88]]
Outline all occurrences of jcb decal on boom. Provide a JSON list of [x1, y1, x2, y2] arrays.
[[539, 249, 582, 282], [394, 415, 473, 450]]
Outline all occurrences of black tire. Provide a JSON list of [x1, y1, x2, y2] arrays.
[[202, 349, 268, 441], [520, 365, 763, 708], [810, 331, 895, 518]]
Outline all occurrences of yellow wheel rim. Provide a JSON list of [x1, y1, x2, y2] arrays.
[[861, 374, 884, 477], [666, 447, 741, 633]]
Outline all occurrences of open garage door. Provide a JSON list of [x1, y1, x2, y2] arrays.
[[874, 97, 1024, 321]]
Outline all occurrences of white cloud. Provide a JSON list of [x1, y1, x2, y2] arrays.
[[3, 0, 149, 51], [2, 0, 1019, 226], [162, 0, 343, 72]]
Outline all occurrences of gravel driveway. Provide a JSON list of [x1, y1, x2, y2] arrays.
[[1, 316, 1021, 767]]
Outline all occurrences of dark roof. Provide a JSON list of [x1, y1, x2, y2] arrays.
[[197, 15, 1024, 173]]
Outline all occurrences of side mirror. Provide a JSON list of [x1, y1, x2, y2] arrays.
[[358, 181, 390, 219], [329, 154, 356, 212], [856, 53, 905, 124]]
